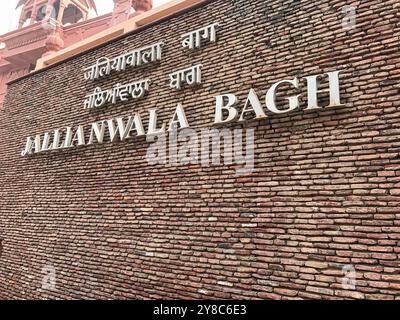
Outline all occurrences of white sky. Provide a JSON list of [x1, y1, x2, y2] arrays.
[[0, 0, 170, 35]]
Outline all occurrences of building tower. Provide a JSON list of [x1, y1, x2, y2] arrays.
[[17, 0, 97, 28], [16, 0, 98, 56], [111, 0, 153, 25]]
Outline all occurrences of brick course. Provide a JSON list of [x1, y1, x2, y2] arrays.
[[0, 0, 399, 299]]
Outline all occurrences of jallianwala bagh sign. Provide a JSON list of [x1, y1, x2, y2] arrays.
[[21, 22, 345, 157]]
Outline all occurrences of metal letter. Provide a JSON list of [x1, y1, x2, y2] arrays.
[[214, 94, 238, 124], [266, 78, 300, 114]]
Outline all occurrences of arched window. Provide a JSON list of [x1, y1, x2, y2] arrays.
[[22, 11, 32, 27], [36, 5, 47, 22], [62, 4, 83, 25], [51, 0, 61, 19], [25, 11, 32, 21]]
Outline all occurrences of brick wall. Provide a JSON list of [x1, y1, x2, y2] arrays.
[[0, 0, 399, 299]]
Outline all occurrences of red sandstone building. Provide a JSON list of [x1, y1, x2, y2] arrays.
[[0, 0, 153, 106], [0, 0, 399, 300]]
